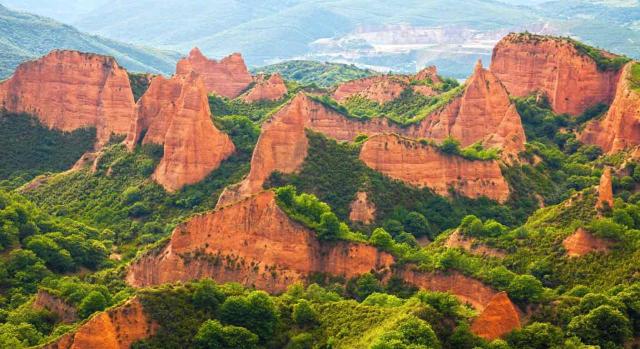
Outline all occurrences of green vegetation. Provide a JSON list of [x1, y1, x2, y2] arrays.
[[128, 72, 153, 101], [0, 113, 96, 182], [629, 62, 640, 91], [253, 60, 377, 88]]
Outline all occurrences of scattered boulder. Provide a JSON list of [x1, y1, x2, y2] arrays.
[[0, 50, 136, 148], [491, 33, 621, 116], [358, 134, 510, 203], [470, 292, 521, 340]]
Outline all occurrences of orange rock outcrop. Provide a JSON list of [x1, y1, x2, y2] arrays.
[[349, 191, 376, 224], [127, 191, 394, 292], [491, 33, 621, 116], [33, 290, 78, 324], [415, 66, 443, 84], [579, 63, 640, 153], [333, 75, 410, 104], [43, 297, 157, 349], [176, 48, 253, 99], [412, 60, 526, 159], [444, 230, 506, 258], [242, 73, 288, 102], [596, 167, 614, 210], [127, 71, 235, 192], [0, 50, 136, 148], [563, 227, 611, 257], [470, 292, 521, 340], [359, 134, 510, 202]]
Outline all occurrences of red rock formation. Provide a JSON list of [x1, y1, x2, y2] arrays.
[[43, 297, 157, 349], [333, 75, 409, 104], [128, 71, 235, 192], [0, 50, 136, 148], [415, 66, 443, 84], [359, 134, 510, 202], [349, 191, 376, 224], [400, 268, 499, 311], [176, 48, 253, 98], [597, 167, 614, 210], [444, 230, 506, 258], [215, 93, 404, 207], [33, 290, 78, 324], [412, 60, 526, 159], [579, 63, 640, 153], [470, 292, 521, 340], [563, 227, 611, 257], [127, 191, 394, 292], [242, 73, 288, 102], [491, 33, 621, 116]]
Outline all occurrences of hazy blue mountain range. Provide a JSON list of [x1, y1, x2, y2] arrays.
[[0, 4, 179, 79], [2, 0, 639, 78]]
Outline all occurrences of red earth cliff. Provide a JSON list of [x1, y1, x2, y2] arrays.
[[127, 191, 394, 292], [128, 71, 235, 192], [0, 50, 136, 148], [33, 290, 78, 324], [579, 63, 640, 153], [242, 73, 288, 102], [470, 292, 521, 340], [176, 48, 253, 98], [490, 33, 621, 116], [411, 60, 526, 160], [444, 230, 506, 258], [359, 134, 510, 202], [596, 167, 614, 210], [42, 297, 157, 349], [349, 191, 376, 224], [563, 227, 611, 257]]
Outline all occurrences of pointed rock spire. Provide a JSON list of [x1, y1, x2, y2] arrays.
[[597, 167, 614, 210]]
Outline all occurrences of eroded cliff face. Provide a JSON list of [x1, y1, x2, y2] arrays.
[[33, 290, 78, 324], [127, 191, 394, 292], [0, 50, 136, 148], [470, 292, 521, 340], [43, 297, 157, 349], [579, 63, 640, 153], [242, 73, 288, 102], [410, 61, 526, 159], [563, 227, 611, 257], [490, 33, 621, 116], [128, 71, 235, 192], [444, 230, 505, 258], [176, 48, 253, 98], [596, 167, 614, 210], [215, 93, 404, 207], [359, 134, 510, 202], [349, 191, 376, 224]]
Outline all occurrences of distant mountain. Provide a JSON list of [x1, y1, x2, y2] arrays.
[[0, 4, 180, 78], [253, 60, 377, 87], [4, 0, 640, 78]]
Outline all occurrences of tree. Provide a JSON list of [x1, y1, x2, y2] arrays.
[[194, 320, 258, 349], [483, 266, 516, 290], [78, 291, 108, 319], [275, 185, 296, 207], [507, 275, 544, 303], [459, 215, 483, 236], [318, 212, 340, 240], [403, 212, 432, 238], [353, 273, 383, 301], [219, 291, 278, 342], [192, 279, 225, 315], [568, 305, 632, 348], [370, 228, 394, 251], [383, 219, 404, 236], [25, 235, 74, 273], [440, 136, 461, 155], [292, 300, 318, 327], [506, 322, 563, 349]]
